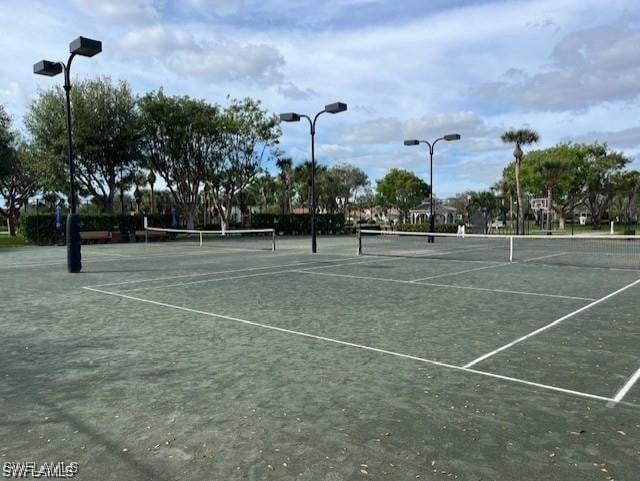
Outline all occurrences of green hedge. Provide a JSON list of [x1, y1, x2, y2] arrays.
[[251, 213, 345, 235], [394, 223, 459, 234], [19, 213, 172, 245]]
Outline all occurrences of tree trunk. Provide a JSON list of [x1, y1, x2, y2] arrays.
[[515, 160, 523, 234], [547, 187, 552, 231], [8, 202, 17, 236]]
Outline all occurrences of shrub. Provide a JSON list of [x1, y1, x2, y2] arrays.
[[251, 213, 346, 235], [19, 213, 172, 245]]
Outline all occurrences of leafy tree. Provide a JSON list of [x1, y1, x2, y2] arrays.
[[0, 105, 13, 179], [330, 163, 369, 217], [293, 160, 327, 211], [0, 142, 39, 235], [206, 97, 280, 232], [246, 172, 278, 213], [376, 168, 425, 223], [468, 190, 498, 233], [25, 77, 140, 212], [579, 143, 630, 228], [501, 128, 539, 233], [611, 170, 640, 226], [139, 90, 220, 229], [520, 144, 583, 230]]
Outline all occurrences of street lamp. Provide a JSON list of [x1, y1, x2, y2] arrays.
[[280, 102, 347, 253], [404, 133, 460, 242], [34, 36, 102, 273]]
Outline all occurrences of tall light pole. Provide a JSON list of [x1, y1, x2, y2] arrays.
[[34, 36, 102, 273], [280, 102, 347, 253], [404, 134, 461, 242]]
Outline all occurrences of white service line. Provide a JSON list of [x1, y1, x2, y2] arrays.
[[294, 269, 594, 301], [81, 286, 615, 404], [522, 252, 569, 262], [411, 262, 512, 281], [463, 278, 640, 369], [121, 268, 301, 292], [87, 257, 358, 288], [610, 367, 640, 406], [116, 256, 403, 292], [415, 281, 595, 301]]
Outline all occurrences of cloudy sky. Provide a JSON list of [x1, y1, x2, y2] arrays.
[[1, 0, 639, 198]]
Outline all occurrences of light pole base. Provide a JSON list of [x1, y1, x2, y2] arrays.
[[66, 213, 82, 273]]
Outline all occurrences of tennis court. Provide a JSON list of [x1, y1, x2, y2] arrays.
[[1, 232, 639, 481]]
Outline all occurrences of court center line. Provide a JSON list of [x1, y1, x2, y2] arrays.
[[293, 269, 595, 301], [610, 367, 640, 405], [80, 286, 615, 404], [411, 262, 512, 281], [463, 278, 640, 369]]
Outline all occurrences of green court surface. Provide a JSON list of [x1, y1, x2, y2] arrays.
[[1, 235, 639, 481]]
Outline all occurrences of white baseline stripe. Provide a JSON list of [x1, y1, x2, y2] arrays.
[[81, 286, 614, 404], [610, 367, 640, 405], [463, 278, 640, 368], [0, 246, 257, 270], [294, 270, 595, 301]]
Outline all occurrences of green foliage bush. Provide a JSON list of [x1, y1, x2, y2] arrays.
[[394, 223, 458, 233], [19, 213, 172, 245], [251, 213, 345, 235]]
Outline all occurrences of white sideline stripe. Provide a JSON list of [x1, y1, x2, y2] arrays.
[[411, 262, 512, 281], [610, 367, 640, 405], [294, 269, 595, 301], [88, 257, 358, 288], [463, 278, 640, 368], [80, 286, 615, 404]]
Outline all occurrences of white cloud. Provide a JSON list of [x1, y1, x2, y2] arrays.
[[338, 111, 504, 153], [71, 0, 158, 21], [119, 26, 284, 85], [564, 126, 640, 150], [474, 26, 640, 111], [278, 82, 317, 100], [185, 0, 244, 16], [168, 41, 284, 84]]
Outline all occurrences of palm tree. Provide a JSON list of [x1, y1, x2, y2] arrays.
[[275, 157, 293, 215], [501, 128, 539, 234], [147, 170, 156, 214]]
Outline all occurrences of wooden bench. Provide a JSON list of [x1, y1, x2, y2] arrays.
[[135, 229, 169, 241], [80, 230, 112, 243]]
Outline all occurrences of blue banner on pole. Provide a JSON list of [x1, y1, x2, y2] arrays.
[[55, 205, 62, 231], [171, 207, 177, 228]]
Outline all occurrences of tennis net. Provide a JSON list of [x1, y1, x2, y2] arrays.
[[144, 227, 276, 252], [357, 229, 640, 270]]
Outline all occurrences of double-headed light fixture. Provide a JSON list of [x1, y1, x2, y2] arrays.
[[280, 102, 347, 253], [34, 36, 102, 273], [404, 133, 461, 241]]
